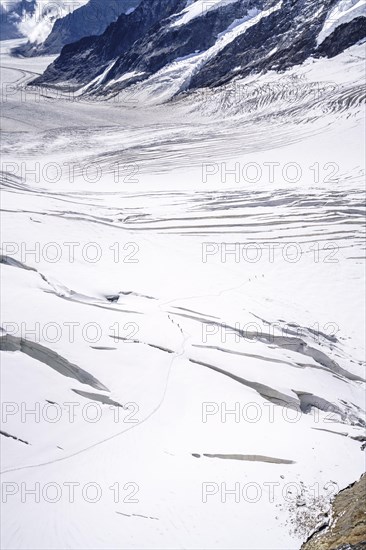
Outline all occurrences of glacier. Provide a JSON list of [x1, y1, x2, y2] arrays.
[[0, 4, 365, 548]]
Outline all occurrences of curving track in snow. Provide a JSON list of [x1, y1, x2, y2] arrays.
[[0, 39, 365, 550]]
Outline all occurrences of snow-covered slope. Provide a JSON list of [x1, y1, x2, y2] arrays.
[[0, 35, 365, 549], [12, 0, 141, 56], [33, 0, 366, 101]]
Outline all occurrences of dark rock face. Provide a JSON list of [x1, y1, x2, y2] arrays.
[[12, 0, 141, 56], [107, 0, 269, 87], [315, 17, 366, 59], [0, 0, 36, 40], [189, 0, 326, 90], [33, 0, 366, 96], [339, 545, 366, 549], [187, 1, 366, 90], [33, 0, 187, 85], [301, 474, 366, 550]]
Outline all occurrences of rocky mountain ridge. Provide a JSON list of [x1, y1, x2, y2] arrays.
[[32, 0, 366, 101]]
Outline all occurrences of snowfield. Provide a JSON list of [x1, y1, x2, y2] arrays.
[[171, 0, 239, 27], [0, 37, 365, 549]]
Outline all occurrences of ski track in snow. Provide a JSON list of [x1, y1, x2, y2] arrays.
[[0, 38, 365, 550]]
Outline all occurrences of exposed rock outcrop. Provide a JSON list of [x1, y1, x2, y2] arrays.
[[301, 474, 366, 550], [32, 0, 366, 98]]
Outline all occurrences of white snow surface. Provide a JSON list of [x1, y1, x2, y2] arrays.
[[0, 38, 365, 550], [172, 0, 238, 27]]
